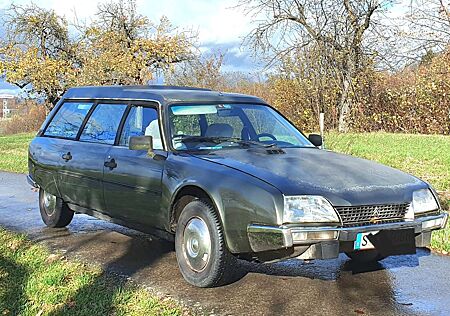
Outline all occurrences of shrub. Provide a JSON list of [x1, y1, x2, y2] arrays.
[[1, 102, 47, 135]]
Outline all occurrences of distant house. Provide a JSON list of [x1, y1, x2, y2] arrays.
[[0, 94, 19, 119]]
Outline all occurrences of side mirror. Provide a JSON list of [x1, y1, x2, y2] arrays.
[[129, 135, 153, 151], [308, 134, 322, 147]]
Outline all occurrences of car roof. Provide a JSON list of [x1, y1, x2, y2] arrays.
[[62, 85, 267, 105]]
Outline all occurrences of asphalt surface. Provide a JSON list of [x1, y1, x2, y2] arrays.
[[1, 171, 450, 316]]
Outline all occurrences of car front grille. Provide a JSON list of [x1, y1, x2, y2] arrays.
[[335, 203, 410, 227]]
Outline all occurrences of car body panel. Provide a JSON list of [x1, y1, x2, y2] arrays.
[[160, 152, 283, 253], [58, 140, 110, 211], [103, 146, 167, 227], [29, 137, 67, 197], [61, 85, 267, 106], [192, 147, 427, 206]]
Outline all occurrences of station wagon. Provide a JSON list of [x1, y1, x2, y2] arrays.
[[27, 85, 448, 287]]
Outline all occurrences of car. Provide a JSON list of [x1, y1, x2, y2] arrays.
[[27, 85, 448, 287]]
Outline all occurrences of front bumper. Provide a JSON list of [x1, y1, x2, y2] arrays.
[[247, 212, 448, 258]]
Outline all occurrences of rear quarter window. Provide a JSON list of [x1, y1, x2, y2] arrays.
[[44, 102, 93, 139]]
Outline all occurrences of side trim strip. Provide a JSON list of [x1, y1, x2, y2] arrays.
[[26, 175, 38, 188]]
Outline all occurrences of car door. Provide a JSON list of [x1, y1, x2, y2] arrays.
[[102, 104, 167, 228], [38, 101, 95, 199], [58, 102, 128, 212]]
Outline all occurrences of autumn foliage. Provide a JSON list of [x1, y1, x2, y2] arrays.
[[263, 56, 449, 134], [351, 51, 450, 134], [0, 1, 449, 135]]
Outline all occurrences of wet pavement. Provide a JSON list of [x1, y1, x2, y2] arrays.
[[1, 171, 449, 316]]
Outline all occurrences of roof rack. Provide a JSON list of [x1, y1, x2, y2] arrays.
[[146, 85, 212, 92]]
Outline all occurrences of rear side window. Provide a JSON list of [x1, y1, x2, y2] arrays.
[[44, 102, 93, 139], [79, 103, 127, 144]]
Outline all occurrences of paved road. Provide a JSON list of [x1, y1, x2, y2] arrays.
[[1, 171, 449, 316]]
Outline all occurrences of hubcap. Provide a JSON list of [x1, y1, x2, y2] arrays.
[[183, 217, 211, 272], [42, 190, 57, 216]]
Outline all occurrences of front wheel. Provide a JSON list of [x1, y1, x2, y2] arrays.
[[39, 188, 74, 228], [345, 250, 386, 263], [175, 199, 238, 287]]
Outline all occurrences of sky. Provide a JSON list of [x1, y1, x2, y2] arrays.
[[0, 0, 261, 95], [0, 0, 409, 95]]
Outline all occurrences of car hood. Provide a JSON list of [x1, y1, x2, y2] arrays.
[[191, 147, 427, 206]]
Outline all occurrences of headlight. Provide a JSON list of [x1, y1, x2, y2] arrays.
[[283, 196, 339, 224], [411, 189, 439, 214]]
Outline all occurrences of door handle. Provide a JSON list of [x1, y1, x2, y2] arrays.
[[104, 158, 117, 170], [62, 152, 72, 161]]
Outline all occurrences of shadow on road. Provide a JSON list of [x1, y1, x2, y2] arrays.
[[42, 231, 174, 315]]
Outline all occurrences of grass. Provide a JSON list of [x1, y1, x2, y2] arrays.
[[0, 228, 184, 316], [325, 132, 450, 193], [0, 133, 34, 174]]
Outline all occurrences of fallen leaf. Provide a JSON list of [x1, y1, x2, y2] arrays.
[[45, 254, 61, 264], [354, 309, 365, 314]]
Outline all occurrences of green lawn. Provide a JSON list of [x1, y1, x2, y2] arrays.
[[0, 228, 183, 316], [325, 132, 450, 192], [0, 133, 34, 174]]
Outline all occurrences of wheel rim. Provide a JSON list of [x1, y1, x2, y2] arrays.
[[42, 190, 57, 217], [183, 217, 211, 272]]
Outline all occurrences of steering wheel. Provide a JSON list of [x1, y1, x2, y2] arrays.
[[256, 133, 277, 141]]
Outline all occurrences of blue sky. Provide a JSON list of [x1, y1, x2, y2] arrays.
[[0, 0, 408, 94], [0, 0, 261, 94]]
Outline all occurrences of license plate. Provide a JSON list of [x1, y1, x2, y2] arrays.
[[354, 231, 379, 250]]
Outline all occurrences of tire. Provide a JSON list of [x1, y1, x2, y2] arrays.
[[39, 188, 74, 228], [345, 250, 386, 263], [175, 199, 238, 287]]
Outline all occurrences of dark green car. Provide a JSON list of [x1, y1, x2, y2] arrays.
[[27, 85, 448, 287]]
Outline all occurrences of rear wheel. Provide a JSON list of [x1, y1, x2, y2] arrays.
[[175, 199, 238, 287], [345, 250, 386, 263], [39, 188, 74, 228]]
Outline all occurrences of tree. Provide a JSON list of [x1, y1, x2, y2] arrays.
[[0, 3, 74, 107], [166, 53, 226, 90], [241, 0, 393, 131], [0, 0, 196, 108], [404, 0, 450, 58]]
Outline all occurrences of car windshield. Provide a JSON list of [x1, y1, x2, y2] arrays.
[[169, 103, 314, 151]]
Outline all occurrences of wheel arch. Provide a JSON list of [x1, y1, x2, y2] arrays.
[[169, 184, 223, 233]]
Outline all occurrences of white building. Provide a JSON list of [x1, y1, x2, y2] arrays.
[[0, 94, 17, 119]]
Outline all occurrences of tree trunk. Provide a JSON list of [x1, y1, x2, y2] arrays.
[[338, 74, 352, 133], [338, 62, 354, 132]]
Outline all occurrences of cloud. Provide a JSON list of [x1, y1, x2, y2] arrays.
[[0, 0, 253, 44], [0, 0, 260, 74], [200, 41, 262, 72]]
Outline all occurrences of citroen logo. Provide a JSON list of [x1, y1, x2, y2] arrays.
[[369, 206, 380, 224]]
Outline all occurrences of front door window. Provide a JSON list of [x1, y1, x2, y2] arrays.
[[119, 106, 163, 150]]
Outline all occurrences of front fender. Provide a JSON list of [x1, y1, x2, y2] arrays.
[[162, 153, 284, 253]]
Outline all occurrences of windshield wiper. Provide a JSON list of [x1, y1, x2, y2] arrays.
[[174, 136, 238, 144], [235, 140, 278, 148], [174, 135, 280, 149]]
